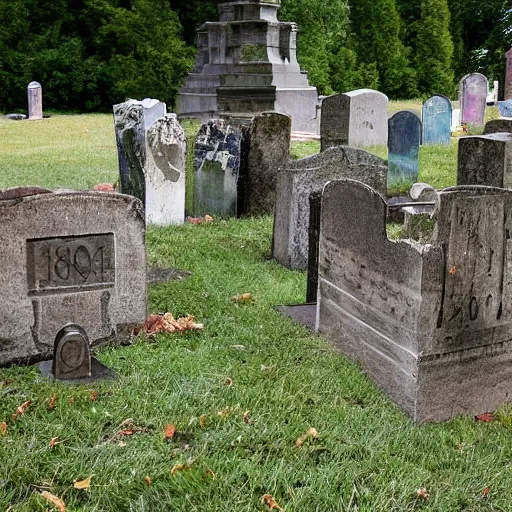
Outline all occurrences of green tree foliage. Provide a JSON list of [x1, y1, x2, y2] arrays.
[[414, 0, 454, 97]]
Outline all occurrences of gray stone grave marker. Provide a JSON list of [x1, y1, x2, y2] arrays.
[[506, 48, 512, 101], [458, 133, 512, 188], [387, 111, 421, 193], [272, 146, 387, 269], [320, 89, 388, 151], [0, 188, 146, 366], [27, 81, 43, 120], [484, 119, 512, 135], [459, 73, 488, 127], [422, 95, 452, 145], [52, 324, 91, 380]]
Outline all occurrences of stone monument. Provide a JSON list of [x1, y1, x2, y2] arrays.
[[422, 94, 452, 145], [506, 48, 512, 101], [459, 73, 488, 127], [176, 0, 319, 133], [27, 82, 43, 120]]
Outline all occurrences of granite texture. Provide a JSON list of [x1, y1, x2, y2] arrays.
[[484, 119, 512, 134]]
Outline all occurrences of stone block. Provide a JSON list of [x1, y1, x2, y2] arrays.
[[458, 133, 512, 188], [317, 180, 512, 422], [27, 81, 43, 120], [0, 188, 146, 366], [320, 89, 388, 151], [484, 119, 512, 134], [272, 146, 387, 269], [459, 73, 488, 127], [422, 94, 452, 145]]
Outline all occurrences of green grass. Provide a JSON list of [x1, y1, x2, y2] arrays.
[[1, 113, 511, 511]]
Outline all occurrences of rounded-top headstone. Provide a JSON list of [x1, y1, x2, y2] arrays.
[[27, 81, 43, 120]]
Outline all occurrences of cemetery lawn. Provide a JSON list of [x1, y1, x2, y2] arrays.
[[2, 114, 512, 511]]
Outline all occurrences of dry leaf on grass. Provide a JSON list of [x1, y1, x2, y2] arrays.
[[483, 487, 490, 497], [475, 412, 495, 422], [205, 469, 216, 480], [243, 411, 251, 424], [416, 488, 429, 500], [49, 437, 61, 448], [12, 400, 31, 420], [204, 214, 214, 223], [295, 427, 319, 447], [89, 391, 99, 402], [262, 494, 283, 511], [164, 424, 177, 440], [41, 491, 66, 512], [73, 476, 92, 489], [133, 313, 203, 336], [0, 422, 7, 435], [231, 293, 254, 304], [93, 183, 114, 192], [48, 395, 58, 410], [171, 463, 191, 476], [144, 476, 152, 486]]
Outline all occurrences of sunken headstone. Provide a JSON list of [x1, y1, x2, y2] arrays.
[[459, 73, 488, 127], [27, 81, 43, 120], [458, 133, 512, 188], [320, 90, 388, 151], [506, 48, 512, 101], [387, 111, 421, 194], [0, 188, 147, 366], [113, 99, 186, 225], [498, 100, 512, 118], [422, 95, 452, 145], [317, 179, 512, 422], [193, 112, 291, 217], [484, 119, 512, 135], [272, 146, 387, 269]]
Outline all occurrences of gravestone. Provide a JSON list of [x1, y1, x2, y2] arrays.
[[459, 73, 488, 127], [193, 112, 291, 217], [0, 188, 147, 366], [506, 48, 512, 101], [177, 0, 318, 132], [113, 99, 186, 225], [387, 111, 421, 193], [320, 90, 388, 151], [317, 179, 512, 422], [484, 119, 512, 135], [27, 82, 43, 120], [272, 146, 387, 269], [458, 133, 512, 188], [422, 95, 451, 145], [498, 100, 512, 118], [451, 108, 461, 131], [52, 324, 91, 380]]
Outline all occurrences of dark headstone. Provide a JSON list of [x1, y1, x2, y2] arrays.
[[306, 191, 321, 303], [422, 95, 451, 145], [459, 73, 488, 127], [52, 324, 91, 380], [387, 111, 421, 193], [484, 119, 512, 134]]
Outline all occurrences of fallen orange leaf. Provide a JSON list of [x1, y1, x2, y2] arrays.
[[73, 476, 92, 489], [117, 429, 136, 437], [93, 183, 114, 192], [262, 494, 283, 511], [50, 437, 59, 447], [48, 395, 58, 410], [133, 313, 203, 336], [14, 400, 31, 418], [475, 412, 495, 422], [188, 216, 203, 224], [171, 463, 190, 476], [204, 214, 214, 223], [89, 391, 99, 402], [164, 424, 177, 440], [0, 422, 7, 435], [144, 476, 152, 486], [41, 491, 66, 512], [231, 293, 254, 304], [416, 487, 429, 500], [295, 427, 319, 447], [483, 487, 490, 497]]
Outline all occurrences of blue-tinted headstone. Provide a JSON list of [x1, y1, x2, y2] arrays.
[[388, 111, 421, 194], [498, 100, 512, 118], [422, 95, 452, 145]]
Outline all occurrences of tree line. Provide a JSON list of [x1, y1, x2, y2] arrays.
[[0, 0, 510, 112]]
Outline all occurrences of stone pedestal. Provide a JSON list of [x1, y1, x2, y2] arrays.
[[176, 0, 319, 133]]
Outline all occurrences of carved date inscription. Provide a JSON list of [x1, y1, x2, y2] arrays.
[[27, 234, 115, 294]]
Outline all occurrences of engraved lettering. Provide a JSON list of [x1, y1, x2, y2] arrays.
[[469, 297, 479, 321]]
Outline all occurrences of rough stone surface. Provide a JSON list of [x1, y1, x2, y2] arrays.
[[498, 100, 512, 118], [7, 114, 26, 121], [316, 179, 512, 422], [484, 119, 512, 134], [388, 111, 421, 193], [0, 189, 146, 366], [27, 81, 43, 120], [320, 89, 388, 151], [113, 99, 186, 225], [409, 183, 437, 202], [52, 324, 91, 380], [459, 73, 488, 127], [422, 95, 452, 145], [506, 48, 512, 101], [272, 146, 387, 269], [176, 0, 319, 132], [458, 134, 512, 188]]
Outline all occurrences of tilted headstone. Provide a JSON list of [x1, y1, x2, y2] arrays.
[[498, 100, 512, 118], [193, 112, 291, 217], [422, 95, 452, 145], [387, 111, 421, 193], [272, 146, 387, 269], [459, 73, 488, 127], [27, 81, 43, 120], [317, 179, 512, 422], [484, 119, 512, 135], [458, 133, 512, 188], [506, 48, 512, 101], [0, 188, 147, 366], [113, 99, 186, 225], [320, 89, 388, 151]]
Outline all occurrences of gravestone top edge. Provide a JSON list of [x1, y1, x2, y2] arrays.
[[506, 48, 512, 57], [462, 133, 512, 142], [460, 72, 489, 82], [389, 110, 421, 120], [344, 88, 389, 100], [28, 81, 42, 89], [439, 184, 511, 197]]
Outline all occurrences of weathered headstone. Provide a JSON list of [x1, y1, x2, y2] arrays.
[[506, 48, 512, 101], [320, 89, 388, 151], [451, 108, 461, 131], [422, 95, 452, 145], [272, 146, 387, 269], [0, 188, 147, 366], [458, 133, 512, 188], [459, 73, 488, 127], [317, 179, 512, 422], [193, 112, 291, 217], [498, 100, 512, 118], [27, 81, 43, 120], [113, 99, 186, 225], [52, 324, 91, 380], [7, 114, 26, 121], [484, 119, 512, 135], [387, 111, 421, 193]]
